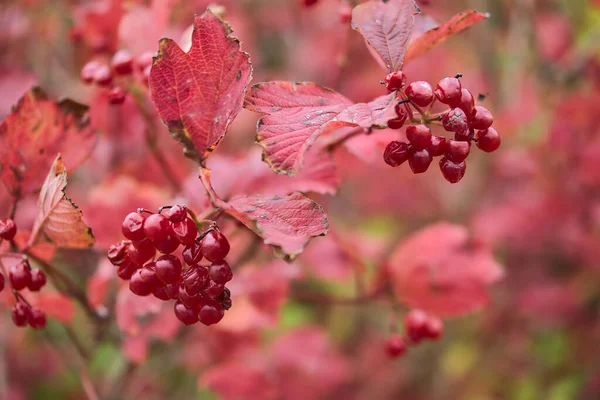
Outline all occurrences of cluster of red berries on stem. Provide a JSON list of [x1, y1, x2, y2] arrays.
[[382, 71, 501, 183], [80, 49, 155, 105], [108, 205, 233, 326], [1, 218, 48, 330], [386, 309, 444, 358]]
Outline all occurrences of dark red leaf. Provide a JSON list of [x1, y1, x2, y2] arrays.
[[0, 88, 95, 195], [405, 10, 490, 63], [351, 0, 420, 71], [149, 11, 252, 164]]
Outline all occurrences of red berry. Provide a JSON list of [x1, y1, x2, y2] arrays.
[[0, 273, 4, 292], [424, 316, 444, 340], [434, 77, 462, 106], [143, 214, 170, 243], [404, 309, 429, 344], [406, 125, 432, 150], [116, 260, 139, 280], [471, 106, 494, 130], [387, 117, 407, 130], [178, 285, 204, 309], [457, 88, 475, 116], [439, 157, 467, 184], [129, 269, 153, 296], [384, 71, 407, 92], [303, 0, 319, 7], [140, 262, 162, 292], [209, 261, 233, 284], [11, 303, 30, 327], [201, 230, 230, 262], [108, 87, 127, 105], [428, 135, 447, 157], [476, 128, 501, 152], [171, 217, 198, 245], [394, 103, 409, 120], [28, 270, 47, 292], [405, 81, 434, 107], [128, 239, 156, 265], [164, 205, 187, 222], [10, 262, 31, 291], [454, 128, 473, 142], [80, 61, 100, 84], [442, 108, 469, 135], [108, 241, 129, 265], [165, 282, 180, 299], [183, 241, 203, 265], [204, 281, 225, 298], [28, 307, 47, 329], [445, 140, 470, 163], [152, 285, 170, 301], [198, 300, 224, 326], [385, 335, 407, 358], [155, 254, 182, 284], [183, 266, 210, 296], [174, 301, 198, 325], [408, 149, 433, 173], [383, 141, 410, 167], [93, 64, 113, 87], [122, 212, 146, 241], [218, 287, 232, 310], [0, 218, 17, 241], [111, 50, 134, 75], [154, 235, 180, 254]]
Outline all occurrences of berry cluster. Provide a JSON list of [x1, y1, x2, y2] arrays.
[[80, 49, 155, 105], [385, 309, 443, 359], [1, 218, 48, 330], [107, 205, 233, 326], [382, 72, 501, 183]]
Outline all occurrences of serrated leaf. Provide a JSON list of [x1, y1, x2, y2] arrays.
[[29, 156, 95, 249], [405, 10, 490, 63], [0, 87, 96, 195], [149, 11, 252, 164], [351, 0, 420, 72]]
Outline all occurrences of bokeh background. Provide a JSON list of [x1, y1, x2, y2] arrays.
[[1, 0, 600, 399]]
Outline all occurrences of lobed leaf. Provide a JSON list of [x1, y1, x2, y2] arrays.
[[0, 88, 96, 195], [29, 156, 95, 249], [405, 10, 490, 63], [351, 0, 420, 72], [149, 11, 252, 164]]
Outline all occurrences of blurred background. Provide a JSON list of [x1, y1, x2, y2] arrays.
[[1, 0, 600, 399]]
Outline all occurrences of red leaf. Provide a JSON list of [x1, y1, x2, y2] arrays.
[[29, 156, 95, 249], [405, 10, 490, 63], [221, 192, 329, 261], [149, 11, 252, 164], [245, 82, 396, 175], [202, 362, 275, 400], [30, 292, 75, 324], [0, 88, 96, 195], [387, 223, 503, 318], [351, 0, 420, 72]]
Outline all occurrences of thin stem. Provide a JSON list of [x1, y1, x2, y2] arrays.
[[199, 167, 228, 210]]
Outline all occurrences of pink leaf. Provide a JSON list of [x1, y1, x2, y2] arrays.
[[149, 11, 252, 164], [202, 362, 275, 400], [387, 222, 503, 317], [405, 10, 490, 63], [351, 0, 420, 72], [0, 88, 96, 195], [29, 156, 95, 249]]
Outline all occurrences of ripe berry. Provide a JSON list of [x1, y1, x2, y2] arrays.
[[128, 239, 156, 265], [155, 254, 182, 284], [446, 140, 470, 163], [174, 301, 198, 325], [471, 106, 494, 130], [108, 87, 127, 105], [93, 64, 113, 87], [178, 285, 204, 309], [204, 281, 225, 298], [183, 266, 210, 296], [171, 217, 198, 245], [11, 303, 30, 327], [409, 149, 433, 173], [404, 309, 428, 344], [198, 300, 225, 326], [154, 235, 180, 254], [383, 141, 410, 167], [442, 108, 469, 134], [28, 307, 46, 329], [152, 286, 170, 301], [116, 260, 139, 280], [111, 50, 134, 75], [10, 262, 32, 291], [454, 128, 473, 142], [434, 77, 462, 106], [28, 270, 47, 292], [165, 282, 180, 299], [439, 157, 467, 184], [406, 125, 432, 150], [457, 88, 475, 116], [143, 214, 170, 243], [384, 71, 407, 92], [424, 316, 444, 340], [385, 335, 407, 358], [428, 136, 447, 157], [405, 81, 434, 107], [183, 241, 203, 265], [139, 262, 162, 292], [209, 261, 233, 285], [129, 269, 153, 296], [122, 212, 146, 241], [80, 61, 100, 84], [0, 218, 17, 241], [476, 128, 501, 152], [388, 117, 407, 130], [0, 273, 4, 292], [108, 241, 129, 265], [164, 205, 187, 222], [201, 230, 230, 262]]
